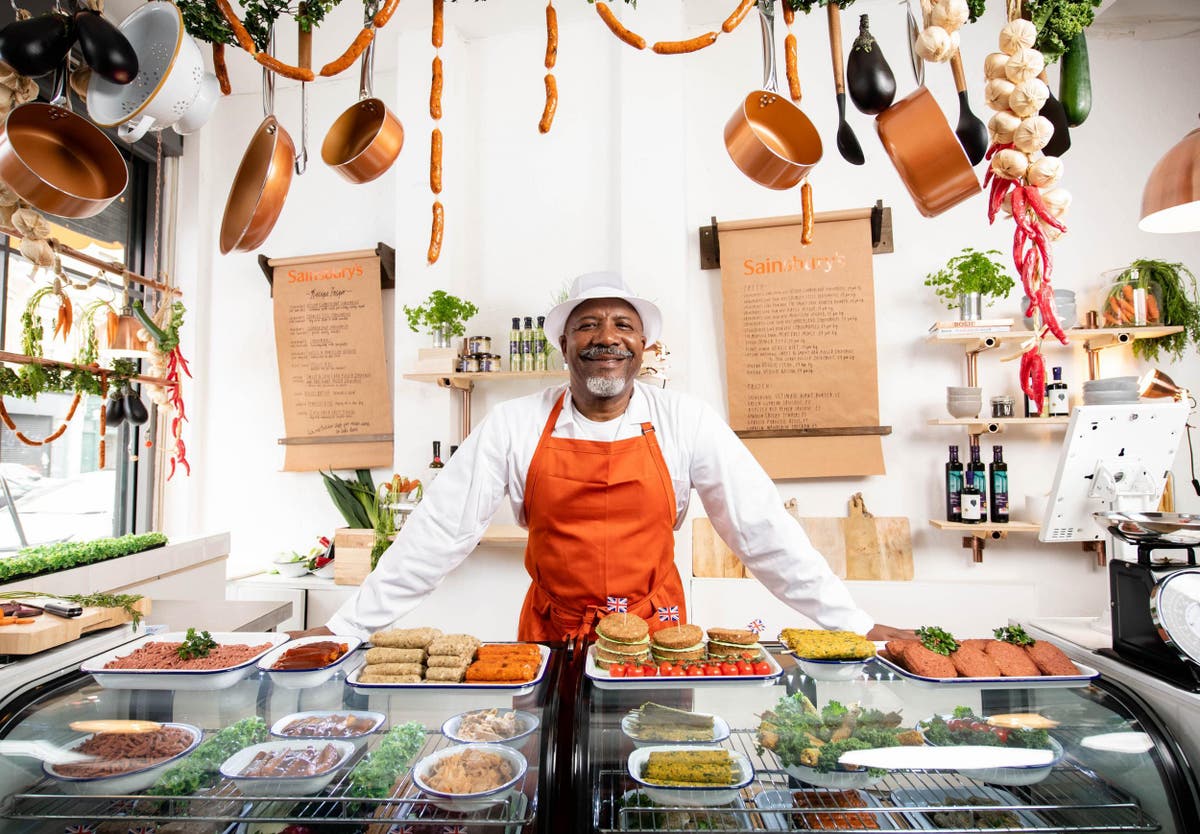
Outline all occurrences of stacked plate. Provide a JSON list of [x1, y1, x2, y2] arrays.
[[1082, 376, 1139, 405]]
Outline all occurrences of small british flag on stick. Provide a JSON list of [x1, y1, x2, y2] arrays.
[[606, 596, 628, 613], [747, 618, 765, 635], [441, 826, 469, 834], [657, 606, 679, 623], [64, 825, 97, 834]]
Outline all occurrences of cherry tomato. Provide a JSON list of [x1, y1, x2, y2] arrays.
[[720, 662, 739, 676], [641, 665, 658, 677], [736, 660, 753, 675], [626, 664, 645, 677], [970, 721, 989, 732], [658, 662, 674, 675], [669, 667, 686, 677], [608, 663, 626, 678], [992, 727, 1010, 743], [702, 664, 720, 676], [948, 719, 967, 731], [752, 661, 772, 675], [685, 665, 704, 677]]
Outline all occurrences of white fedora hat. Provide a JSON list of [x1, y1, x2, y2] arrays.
[[543, 272, 662, 348]]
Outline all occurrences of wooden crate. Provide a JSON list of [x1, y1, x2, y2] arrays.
[[334, 528, 376, 586]]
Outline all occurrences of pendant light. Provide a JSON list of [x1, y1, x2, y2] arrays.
[[103, 307, 152, 360], [1139, 116, 1200, 233]]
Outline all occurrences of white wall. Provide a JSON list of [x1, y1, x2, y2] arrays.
[[165, 0, 1200, 636]]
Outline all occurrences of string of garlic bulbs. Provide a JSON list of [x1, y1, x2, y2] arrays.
[[983, 18, 1073, 415], [915, 0, 968, 63]]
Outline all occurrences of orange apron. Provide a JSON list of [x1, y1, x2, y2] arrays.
[[517, 392, 687, 643]]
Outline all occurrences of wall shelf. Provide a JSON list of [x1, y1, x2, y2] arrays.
[[929, 520, 1040, 533], [402, 370, 568, 441], [926, 325, 1183, 347], [481, 524, 527, 546], [928, 416, 1070, 434]]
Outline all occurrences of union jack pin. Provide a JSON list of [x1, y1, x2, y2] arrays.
[[386, 825, 416, 834], [441, 826, 469, 834], [606, 596, 628, 613], [64, 825, 97, 834], [747, 618, 765, 634], [657, 606, 679, 622]]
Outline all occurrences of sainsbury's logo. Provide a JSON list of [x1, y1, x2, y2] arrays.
[[287, 263, 365, 283], [742, 253, 847, 275]]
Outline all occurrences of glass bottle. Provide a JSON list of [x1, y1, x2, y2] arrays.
[[521, 316, 534, 372], [968, 444, 988, 519], [535, 315, 548, 372], [989, 445, 1009, 523], [509, 317, 521, 372], [1046, 366, 1069, 417], [945, 445, 964, 522], [427, 441, 445, 482], [960, 471, 983, 523]]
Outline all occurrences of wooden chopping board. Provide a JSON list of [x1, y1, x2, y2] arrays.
[[692, 494, 912, 581], [0, 598, 152, 656]]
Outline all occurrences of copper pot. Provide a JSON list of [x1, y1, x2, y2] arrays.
[[724, 0, 822, 190], [875, 85, 979, 217], [0, 64, 127, 219], [219, 37, 294, 254], [322, 36, 402, 183]]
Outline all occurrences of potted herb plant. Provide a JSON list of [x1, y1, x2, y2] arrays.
[[1114, 259, 1200, 362], [924, 248, 1015, 321], [403, 290, 479, 348]]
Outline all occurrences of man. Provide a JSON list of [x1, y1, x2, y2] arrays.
[[319, 272, 907, 642]]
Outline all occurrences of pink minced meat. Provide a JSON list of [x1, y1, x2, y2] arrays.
[[104, 641, 274, 670]]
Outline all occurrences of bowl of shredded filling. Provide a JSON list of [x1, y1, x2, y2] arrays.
[[43, 723, 203, 795], [412, 743, 527, 812], [441, 709, 539, 748]]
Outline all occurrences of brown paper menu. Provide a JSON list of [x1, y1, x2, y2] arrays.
[[718, 209, 884, 478], [271, 249, 393, 471]]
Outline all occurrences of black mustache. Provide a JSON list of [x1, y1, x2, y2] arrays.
[[580, 346, 634, 359]]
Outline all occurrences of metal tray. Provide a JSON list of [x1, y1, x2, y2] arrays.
[[617, 789, 760, 832], [874, 652, 1099, 689], [890, 785, 1044, 830], [755, 787, 899, 831], [346, 643, 550, 693], [585, 646, 783, 690]]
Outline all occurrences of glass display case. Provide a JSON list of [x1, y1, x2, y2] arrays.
[[574, 645, 1200, 834], [0, 642, 565, 832]]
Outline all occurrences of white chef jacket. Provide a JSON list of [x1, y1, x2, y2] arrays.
[[328, 381, 874, 638]]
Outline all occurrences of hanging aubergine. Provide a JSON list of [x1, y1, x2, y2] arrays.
[[124, 390, 149, 425], [1059, 29, 1091, 127], [847, 14, 895, 115], [105, 390, 126, 426]]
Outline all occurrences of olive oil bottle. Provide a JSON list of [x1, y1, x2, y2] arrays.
[[989, 445, 1009, 523], [945, 445, 964, 522]]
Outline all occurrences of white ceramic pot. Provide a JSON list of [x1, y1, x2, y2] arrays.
[[173, 71, 219, 135], [87, 1, 204, 143]]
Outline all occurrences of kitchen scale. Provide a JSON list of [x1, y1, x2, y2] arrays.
[[1098, 511, 1200, 692]]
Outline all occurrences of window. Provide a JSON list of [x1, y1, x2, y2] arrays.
[[0, 150, 155, 551]]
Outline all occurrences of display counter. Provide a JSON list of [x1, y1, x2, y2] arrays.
[[0, 641, 1196, 833]]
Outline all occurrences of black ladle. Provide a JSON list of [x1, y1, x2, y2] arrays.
[[73, 1, 137, 85], [949, 50, 988, 165], [826, 1, 864, 165]]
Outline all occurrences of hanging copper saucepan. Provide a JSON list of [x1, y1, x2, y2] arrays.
[[219, 27, 295, 254], [724, 0, 822, 190], [322, 4, 402, 183], [0, 61, 127, 218], [875, 85, 979, 217]]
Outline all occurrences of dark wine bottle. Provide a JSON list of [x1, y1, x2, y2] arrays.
[[428, 441, 445, 482], [960, 472, 983, 523], [989, 445, 1009, 523], [968, 444, 988, 519], [945, 445, 964, 522]]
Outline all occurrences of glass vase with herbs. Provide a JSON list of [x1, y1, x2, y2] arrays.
[[924, 248, 1015, 321]]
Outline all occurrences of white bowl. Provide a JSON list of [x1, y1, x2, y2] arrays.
[[946, 386, 982, 396], [270, 710, 385, 751], [256, 635, 362, 689], [620, 712, 731, 748], [947, 399, 983, 419], [43, 722, 202, 795], [783, 761, 884, 790], [794, 656, 872, 682], [412, 743, 527, 813], [273, 559, 309, 578], [309, 562, 337, 580], [627, 745, 754, 807], [442, 709, 539, 749], [953, 736, 1064, 786], [219, 739, 355, 796]]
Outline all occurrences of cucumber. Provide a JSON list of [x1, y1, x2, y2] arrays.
[[1060, 30, 1092, 127]]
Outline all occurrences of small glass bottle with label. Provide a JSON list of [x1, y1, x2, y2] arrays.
[[534, 315, 548, 371], [1046, 366, 1070, 416], [960, 471, 983, 523], [509, 318, 521, 372], [945, 445, 964, 522], [968, 444, 988, 519], [989, 445, 1009, 523], [427, 441, 445, 482], [520, 317, 535, 372]]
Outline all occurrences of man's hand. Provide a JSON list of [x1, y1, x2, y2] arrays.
[[866, 623, 917, 642], [286, 625, 334, 640]]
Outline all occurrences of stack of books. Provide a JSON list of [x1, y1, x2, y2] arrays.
[[928, 318, 1015, 336]]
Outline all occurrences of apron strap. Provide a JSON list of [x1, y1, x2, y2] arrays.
[[640, 422, 678, 527], [525, 392, 567, 512]]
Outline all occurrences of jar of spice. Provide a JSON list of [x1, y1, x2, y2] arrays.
[[468, 336, 492, 355], [991, 395, 1015, 418], [479, 353, 503, 372], [456, 354, 481, 373]]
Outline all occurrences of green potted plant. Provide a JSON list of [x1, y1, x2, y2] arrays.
[[403, 290, 479, 348], [924, 248, 1015, 320], [1115, 259, 1200, 362]]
